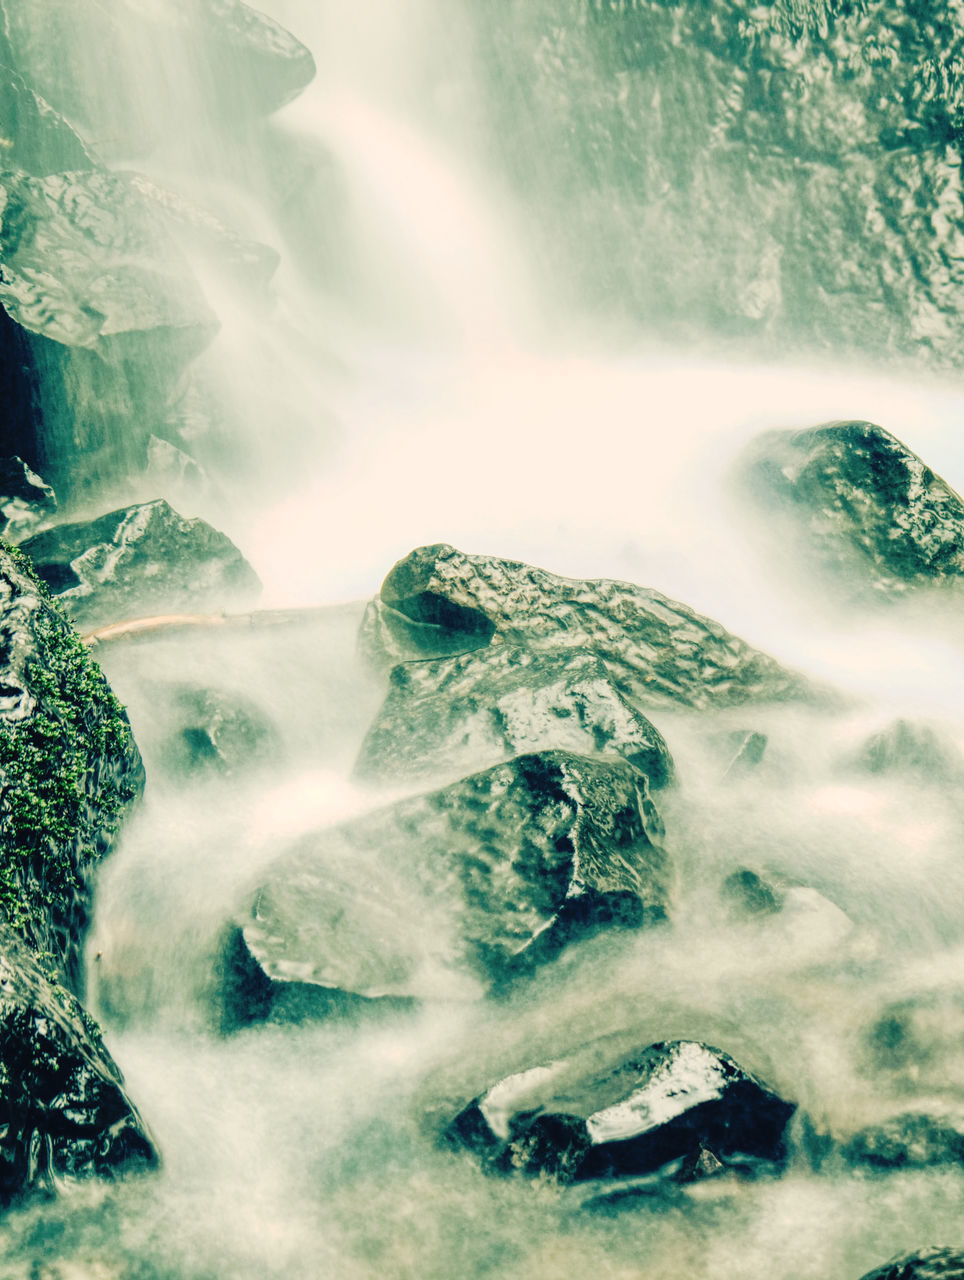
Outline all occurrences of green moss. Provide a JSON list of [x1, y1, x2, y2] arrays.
[[0, 546, 140, 964]]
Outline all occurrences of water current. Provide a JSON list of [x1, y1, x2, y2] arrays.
[[6, 1, 964, 1276]]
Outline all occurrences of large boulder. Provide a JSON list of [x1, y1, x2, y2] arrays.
[[20, 499, 261, 630], [858, 1250, 964, 1280], [0, 541, 144, 991], [226, 750, 670, 1025], [740, 421, 964, 599], [360, 544, 820, 713], [444, 1037, 795, 1185], [0, 919, 156, 1206], [0, 0, 314, 158], [0, 167, 218, 498], [354, 644, 674, 791]]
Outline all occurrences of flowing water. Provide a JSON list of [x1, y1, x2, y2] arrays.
[[6, 1, 964, 1276]]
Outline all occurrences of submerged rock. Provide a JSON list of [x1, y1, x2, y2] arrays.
[[354, 644, 674, 790], [858, 1250, 964, 1279], [0, 920, 156, 1206], [444, 1037, 795, 1184], [0, 541, 144, 990], [740, 422, 964, 598], [20, 499, 261, 629], [717, 729, 768, 780], [159, 684, 280, 779], [0, 168, 218, 497], [855, 719, 964, 785], [0, 457, 56, 542], [864, 991, 964, 1096], [360, 544, 820, 712], [843, 1109, 964, 1170], [227, 751, 670, 1024]]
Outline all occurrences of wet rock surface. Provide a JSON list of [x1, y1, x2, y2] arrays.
[[360, 544, 820, 712], [855, 719, 964, 784], [740, 421, 964, 598], [444, 1037, 795, 1185], [227, 751, 670, 1024], [0, 168, 218, 496], [0, 541, 144, 990], [354, 644, 674, 791], [0, 458, 56, 542], [843, 1109, 964, 1170], [0, 920, 156, 1207], [0, 68, 93, 176], [159, 684, 280, 779], [858, 1250, 964, 1280], [20, 499, 261, 630]]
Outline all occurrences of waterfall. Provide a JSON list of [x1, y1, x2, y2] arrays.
[[2, 1, 964, 1277]]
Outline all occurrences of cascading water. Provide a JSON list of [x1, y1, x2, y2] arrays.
[[3, 1, 964, 1277]]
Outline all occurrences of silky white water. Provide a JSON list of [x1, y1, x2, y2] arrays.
[[6, 1, 964, 1277]]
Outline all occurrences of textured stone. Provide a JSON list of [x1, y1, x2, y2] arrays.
[[445, 1037, 795, 1184], [227, 751, 669, 1024], [0, 67, 93, 176], [354, 644, 674, 791], [20, 500, 261, 630], [0, 920, 156, 1207], [0, 458, 56, 542], [843, 1109, 964, 1170], [0, 541, 144, 991], [858, 1249, 964, 1280], [0, 168, 218, 497], [158, 684, 280, 779], [856, 719, 964, 783], [360, 544, 820, 713], [741, 421, 964, 598]]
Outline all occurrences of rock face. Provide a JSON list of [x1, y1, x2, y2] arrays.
[[354, 644, 674, 791], [0, 0, 314, 158], [227, 751, 670, 1024], [360, 544, 818, 713], [0, 168, 218, 497], [0, 68, 93, 176], [20, 500, 261, 630], [843, 1110, 964, 1170], [0, 919, 156, 1206], [740, 422, 964, 598], [0, 542, 144, 991], [445, 1038, 795, 1184], [858, 1250, 964, 1280], [0, 458, 56, 542]]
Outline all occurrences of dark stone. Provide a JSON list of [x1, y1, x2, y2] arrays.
[[740, 422, 964, 598], [227, 751, 670, 1024], [719, 729, 768, 779], [0, 168, 218, 498], [0, 920, 157, 1207], [20, 500, 261, 630], [444, 1037, 795, 1185], [858, 1249, 964, 1280], [354, 644, 674, 791], [843, 1109, 964, 1170], [856, 719, 964, 784], [0, 541, 144, 992], [159, 685, 280, 779], [0, 0, 314, 157], [0, 458, 56, 542], [720, 868, 785, 919], [360, 544, 823, 713]]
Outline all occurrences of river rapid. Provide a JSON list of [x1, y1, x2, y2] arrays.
[[4, 1, 964, 1277]]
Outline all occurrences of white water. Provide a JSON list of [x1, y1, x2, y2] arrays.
[[9, 1, 964, 1277]]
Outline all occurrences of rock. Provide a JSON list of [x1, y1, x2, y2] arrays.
[[20, 499, 261, 630], [858, 1249, 964, 1280], [843, 1108, 964, 1170], [444, 1037, 795, 1184], [0, 457, 56, 542], [720, 867, 788, 919], [159, 684, 281, 779], [740, 422, 964, 598], [353, 644, 674, 791], [0, 67, 93, 176], [864, 991, 964, 1096], [0, 919, 156, 1206], [716, 729, 768, 780], [0, 168, 218, 498], [360, 544, 821, 713], [226, 751, 670, 1025], [856, 719, 964, 784], [0, 0, 314, 157], [0, 540, 144, 991]]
